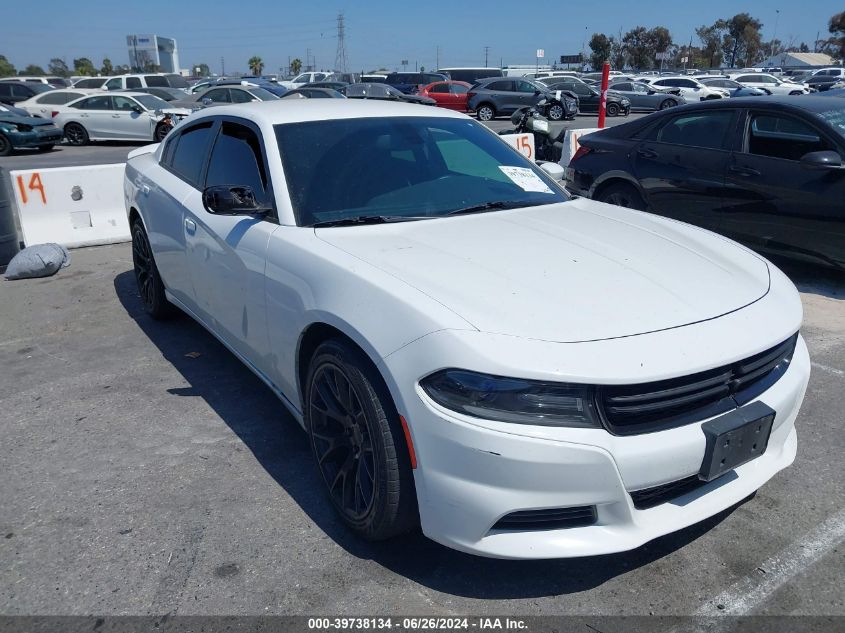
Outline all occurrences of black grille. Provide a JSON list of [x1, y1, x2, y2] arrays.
[[630, 475, 706, 510], [599, 334, 798, 436], [492, 506, 597, 531]]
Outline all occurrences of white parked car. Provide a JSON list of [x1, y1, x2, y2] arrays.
[[641, 76, 730, 100], [15, 88, 98, 118], [278, 71, 329, 89], [124, 100, 809, 559], [53, 92, 191, 145], [71, 77, 110, 90], [729, 72, 810, 95]]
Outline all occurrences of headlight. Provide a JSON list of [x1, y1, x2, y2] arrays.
[[420, 369, 600, 428]]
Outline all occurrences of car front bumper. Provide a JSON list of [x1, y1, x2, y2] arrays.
[[8, 126, 63, 148], [381, 288, 808, 559]]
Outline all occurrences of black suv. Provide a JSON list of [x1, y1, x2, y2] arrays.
[[0, 82, 54, 105], [384, 72, 448, 94]]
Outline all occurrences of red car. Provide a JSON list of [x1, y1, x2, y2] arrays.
[[419, 81, 472, 111]]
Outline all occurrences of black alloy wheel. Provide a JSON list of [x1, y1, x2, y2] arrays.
[[0, 134, 11, 157], [131, 221, 174, 319], [606, 102, 620, 116], [64, 122, 89, 146], [598, 182, 647, 211], [306, 340, 417, 540]]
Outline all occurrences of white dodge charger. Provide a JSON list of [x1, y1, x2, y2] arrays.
[[124, 100, 809, 559]]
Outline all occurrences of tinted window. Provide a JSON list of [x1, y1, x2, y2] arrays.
[[230, 89, 253, 103], [205, 122, 268, 196], [612, 82, 632, 91], [165, 74, 188, 88], [170, 122, 215, 186], [748, 113, 832, 161], [485, 81, 511, 91], [11, 84, 34, 98], [654, 111, 735, 150], [204, 88, 230, 103], [736, 75, 757, 83], [113, 96, 137, 111], [516, 80, 538, 93], [429, 83, 449, 94], [144, 75, 169, 87], [74, 95, 112, 110], [126, 77, 142, 89], [0, 85, 10, 97], [275, 117, 567, 225], [37, 91, 84, 105], [75, 78, 106, 89], [105, 77, 123, 90], [135, 95, 169, 110], [450, 84, 468, 94]]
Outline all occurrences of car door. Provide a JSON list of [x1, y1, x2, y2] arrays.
[[72, 95, 113, 138], [450, 82, 469, 111], [514, 80, 540, 109], [632, 108, 738, 230], [720, 109, 845, 267], [427, 82, 450, 108], [146, 120, 216, 309], [567, 82, 596, 111], [111, 95, 152, 140], [182, 117, 278, 369]]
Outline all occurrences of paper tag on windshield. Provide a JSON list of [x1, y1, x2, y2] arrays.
[[498, 166, 553, 194]]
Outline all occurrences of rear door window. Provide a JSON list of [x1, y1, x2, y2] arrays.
[[144, 75, 169, 87], [204, 88, 231, 103], [74, 95, 112, 110], [126, 77, 142, 89], [652, 111, 736, 150], [169, 121, 215, 187]]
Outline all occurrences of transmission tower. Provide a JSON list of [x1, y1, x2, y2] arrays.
[[334, 13, 348, 72]]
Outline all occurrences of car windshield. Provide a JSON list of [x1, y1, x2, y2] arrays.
[[250, 87, 279, 100], [30, 84, 54, 94], [134, 95, 171, 110], [275, 116, 568, 226]]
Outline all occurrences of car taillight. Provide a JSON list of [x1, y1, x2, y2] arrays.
[[571, 146, 592, 162]]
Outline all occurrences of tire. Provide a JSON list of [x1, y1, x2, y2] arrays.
[[476, 103, 496, 122], [606, 102, 620, 117], [37, 144, 55, 153], [131, 220, 175, 319], [64, 122, 89, 146], [547, 103, 564, 121], [597, 182, 647, 211], [305, 339, 418, 541], [658, 98, 678, 110], [154, 123, 171, 143], [0, 133, 11, 157]]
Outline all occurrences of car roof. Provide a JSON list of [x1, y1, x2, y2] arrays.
[[656, 95, 845, 115], [182, 99, 467, 126]]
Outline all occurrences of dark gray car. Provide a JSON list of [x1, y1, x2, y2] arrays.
[[466, 77, 552, 121], [169, 85, 280, 109], [607, 81, 685, 111]]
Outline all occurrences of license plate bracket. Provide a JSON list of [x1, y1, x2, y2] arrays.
[[699, 401, 775, 482]]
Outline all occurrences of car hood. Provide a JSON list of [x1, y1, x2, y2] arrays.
[[316, 200, 771, 343], [0, 115, 56, 127]]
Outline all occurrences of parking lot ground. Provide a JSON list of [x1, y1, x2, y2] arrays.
[[0, 113, 648, 172], [1, 244, 843, 623]]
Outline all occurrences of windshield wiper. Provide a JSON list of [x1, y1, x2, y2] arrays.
[[311, 215, 432, 228], [445, 200, 544, 216]]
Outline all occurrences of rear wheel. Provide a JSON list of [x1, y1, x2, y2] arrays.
[[547, 103, 564, 121], [0, 134, 11, 157], [476, 103, 496, 122], [305, 339, 417, 541], [597, 182, 647, 211], [131, 220, 175, 319], [64, 122, 89, 146], [154, 123, 171, 143], [606, 102, 620, 116], [659, 98, 678, 110]]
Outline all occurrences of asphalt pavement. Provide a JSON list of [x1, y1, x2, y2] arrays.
[[0, 245, 842, 624]]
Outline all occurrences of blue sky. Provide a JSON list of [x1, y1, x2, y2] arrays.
[[3, 0, 837, 74]]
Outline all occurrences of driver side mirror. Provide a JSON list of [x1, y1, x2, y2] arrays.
[[800, 150, 844, 170], [202, 185, 269, 215], [201, 97, 212, 106], [131, 105, 143, 114]]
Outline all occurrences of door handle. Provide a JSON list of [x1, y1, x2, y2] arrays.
[[637, 148, 658, 159], [184, 218, 196, 234], [728, 164, 761, 177], [112, 114, 120, 118]]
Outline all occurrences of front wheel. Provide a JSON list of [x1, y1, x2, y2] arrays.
[[154, 123, 172, 142], [0, 133, 11, 157], [476, 104, 495, 121], [305, 340, 417, 541], [659, 98, 678, 110], [131, 220, 175, 319], [606, 102, 620, 117], [597, 182, 647, 211], [547, 103, 564, 121], [64, 122, 89, 146]]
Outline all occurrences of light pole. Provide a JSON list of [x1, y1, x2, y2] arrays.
[[771, 9, 780, 58]]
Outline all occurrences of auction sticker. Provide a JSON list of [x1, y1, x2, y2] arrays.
[[498, 166, 553, 194]]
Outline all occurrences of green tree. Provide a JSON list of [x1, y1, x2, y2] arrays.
[[588, 33, 612, 70], [101, 57, 114, 75], [719, 13, 764, 68], [290, 58, 302, 75], [610, 35, 626, 70], [824, 11, 845, 58], [114, 64, 131, 74], [248, 56, 264, 75], [21, 64, 46, 75], [0, 55, 17, 77], [696, 24, 724, 68], [194, 63, 211, 76], [73, 57, 96, 76], [48, 58, 70, 77], [622, 26, 653, 70]]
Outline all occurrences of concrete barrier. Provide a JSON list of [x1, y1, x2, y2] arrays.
[[9, 163, 129, 249], [0, 167, 21, 267], [499, 133, 536, 161], [560, 128, 600, 167]]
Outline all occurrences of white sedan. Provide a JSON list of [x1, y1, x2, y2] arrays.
[[124, 100, 809, 559], [53, 92, 191, 145], [15, 88, 99, 118], [728, 72, 811, 96]]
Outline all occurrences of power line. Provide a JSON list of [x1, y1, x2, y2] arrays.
[[334, 12, 347, 72], [484, 46, 490, 67]]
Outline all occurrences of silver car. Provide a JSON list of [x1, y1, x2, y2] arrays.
[[607, 81, 686, 111]]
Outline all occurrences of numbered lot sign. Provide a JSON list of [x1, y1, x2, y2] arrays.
[[500, 133, 536, 161]]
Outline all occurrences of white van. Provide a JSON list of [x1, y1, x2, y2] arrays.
[[0, 76, 71, 88], [100, 74, 189, 92]]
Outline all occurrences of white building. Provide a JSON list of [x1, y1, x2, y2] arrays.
[[759, 52, 835, 69], [127, 35, 180, 73]]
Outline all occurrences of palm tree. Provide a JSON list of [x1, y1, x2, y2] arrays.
[[290, 58, 302, 75], [248, 56, 264, 76]]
